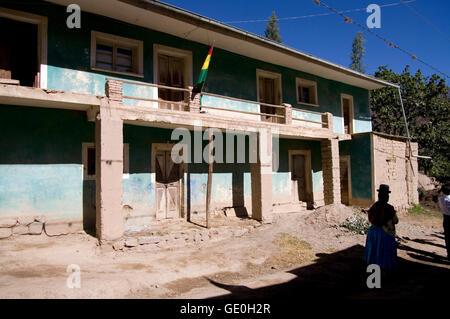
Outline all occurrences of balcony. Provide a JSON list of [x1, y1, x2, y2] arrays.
[[107, 78, 335, 135]]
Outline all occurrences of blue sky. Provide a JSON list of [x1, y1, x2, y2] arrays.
[[163, 0, 450, 83]]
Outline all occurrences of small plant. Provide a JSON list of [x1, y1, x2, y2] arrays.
[[408, 204, 434, 216], [340, 213, 370, 235]]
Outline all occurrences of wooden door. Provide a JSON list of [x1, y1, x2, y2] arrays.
[[292, 154, 307, 202], [340, 157, 350, 205], [158, 54, 185, 110], [155, 150, 181, 220], [342, 97, 353, 134], [258, 76, 277, 122]]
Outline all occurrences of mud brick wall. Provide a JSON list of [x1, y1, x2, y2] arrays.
[[321, 138, 341, 205], [372, 134, 418, 211], [105, 79, 123, 103]]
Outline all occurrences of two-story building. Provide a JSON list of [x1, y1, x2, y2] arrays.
[[0, 0, 418, 241]]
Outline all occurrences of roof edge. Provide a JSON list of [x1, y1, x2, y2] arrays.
[[119, 0, 399, 89]]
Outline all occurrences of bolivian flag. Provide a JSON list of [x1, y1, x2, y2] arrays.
[[193, 44, 214, 93]]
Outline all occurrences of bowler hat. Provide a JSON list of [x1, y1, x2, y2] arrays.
[[377, 184, 391, 193]]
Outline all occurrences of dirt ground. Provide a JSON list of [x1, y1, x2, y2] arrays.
[[0, 204, 448, 299]]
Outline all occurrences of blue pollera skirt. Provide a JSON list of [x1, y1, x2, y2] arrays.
[[364, 225, 398, 270]]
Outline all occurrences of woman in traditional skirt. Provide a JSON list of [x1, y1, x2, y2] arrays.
[[365, 184, 399, 270]]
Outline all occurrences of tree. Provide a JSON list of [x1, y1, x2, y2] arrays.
[[350, 31, 366, 73], [264, 11, 282, 43], [370, 65, 450, 183]]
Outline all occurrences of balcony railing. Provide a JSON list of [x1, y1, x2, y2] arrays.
[[120, 79, 190, 111], [106, 78, 333, 131], [200, 92, 286, 124]]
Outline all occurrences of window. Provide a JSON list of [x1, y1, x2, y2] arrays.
[[341, 94, 354, 134], [91, 31, 143, 77], [82, 143, 129, 180], [87, 146, 96, 177], [296, 78, 318, 106]]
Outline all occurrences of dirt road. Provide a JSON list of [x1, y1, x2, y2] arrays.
[[0, 205, 448, 299]]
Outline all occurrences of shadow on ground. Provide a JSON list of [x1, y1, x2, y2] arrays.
[[207, 244, 450, 299]]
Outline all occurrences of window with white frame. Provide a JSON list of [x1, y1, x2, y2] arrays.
[[82, 143, 129, 180], [91, 31, 143, 76], [296, 78, 318, 106]]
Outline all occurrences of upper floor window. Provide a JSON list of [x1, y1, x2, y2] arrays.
[[90, 31, 143, 77], [296, 78, 318, 106]]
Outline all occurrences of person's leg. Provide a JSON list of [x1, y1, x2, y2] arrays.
[[444, 215, 450, 259]]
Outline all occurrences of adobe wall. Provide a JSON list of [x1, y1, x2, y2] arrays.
[[372, 133, 418, 211]]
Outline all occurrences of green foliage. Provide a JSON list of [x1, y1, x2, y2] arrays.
[[264, 11, 282, 43], [370, 66, 450, 183], [340, 213, 371, 235], [408, 204, 428, 215], [350, 31, 366, 73], [407, 204, 440, 218]]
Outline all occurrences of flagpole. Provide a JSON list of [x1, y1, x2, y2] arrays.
[[202, 41, 214, 229]]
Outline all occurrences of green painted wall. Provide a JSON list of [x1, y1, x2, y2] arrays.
[[339, 133, 372, 200], [275, 138, 323, 196], [0, 0, 372, 134], [0, 1, 375, 222], [0, 104, 325, 222], [123, 125, 254, 214], [123, 127, 324, 214], [0, 105, 94, 220]]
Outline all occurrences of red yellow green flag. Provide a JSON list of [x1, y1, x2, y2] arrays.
[[193, 44, 214, 93]]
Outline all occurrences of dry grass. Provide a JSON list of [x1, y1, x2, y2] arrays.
[[267, 232, 314, 269]]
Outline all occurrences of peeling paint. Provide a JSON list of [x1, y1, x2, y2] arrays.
[[0, 164, 83, 219]]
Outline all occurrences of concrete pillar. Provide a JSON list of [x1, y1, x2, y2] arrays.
[[95, 104, 124, 242], [321, 138, 341, 205], [283, 103, 292, 125], [187, 86, 201, 113], [250, 129, 272, 221]]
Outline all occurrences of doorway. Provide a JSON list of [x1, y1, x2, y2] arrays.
[[341, 94, 354, 134], [289, 150, 313, 208], [152, 144, 183, 220], [0, 17, 38, 87], [257, 70, 282, 123], [340, 155, 352, 205], [157, 54, 185, 110]]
